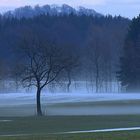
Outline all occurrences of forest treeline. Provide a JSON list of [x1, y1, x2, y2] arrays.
[[0, 6, 131, 93], [118, 15, 140, 92]]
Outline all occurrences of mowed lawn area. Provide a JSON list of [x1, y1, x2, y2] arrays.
[[1, 115, 140, 139], [1, 131, 140, 140]]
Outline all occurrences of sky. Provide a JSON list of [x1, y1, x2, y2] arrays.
[[0, 0, 139, 19]]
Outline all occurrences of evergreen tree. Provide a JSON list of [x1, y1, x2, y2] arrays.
[[118, 15, 140, 92]]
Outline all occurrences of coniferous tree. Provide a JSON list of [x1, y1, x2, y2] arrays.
[[118, 15, 140, 92]]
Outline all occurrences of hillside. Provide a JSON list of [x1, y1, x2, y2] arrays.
[[0, 5, 131, 92]]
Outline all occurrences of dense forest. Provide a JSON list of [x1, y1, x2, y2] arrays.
[[118, 15, 140, 92], [0, 5, 131, 93]]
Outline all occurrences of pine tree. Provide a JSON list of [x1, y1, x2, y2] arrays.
[[118, 15, 140, 92]]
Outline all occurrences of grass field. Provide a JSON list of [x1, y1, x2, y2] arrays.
[[1, 93, 140, 139], [1, 131, 140, 140], [1, 115, 140, 139]]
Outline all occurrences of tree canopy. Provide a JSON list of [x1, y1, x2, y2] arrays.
[[118, 15, 140, 92]]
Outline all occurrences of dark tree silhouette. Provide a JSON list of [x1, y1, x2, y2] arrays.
[[87, 26, 104, 93], [118, 15, 140, 92], [17, 32, 70, 116], [64, 56, 79, 92]]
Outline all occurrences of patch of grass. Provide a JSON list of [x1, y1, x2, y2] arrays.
[[50, 99, 140, 107], [1, 115, 140, 135], [1, 131, 140, 140]]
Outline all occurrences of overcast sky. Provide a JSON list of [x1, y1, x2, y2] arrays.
[[0, 0, 139, 19]]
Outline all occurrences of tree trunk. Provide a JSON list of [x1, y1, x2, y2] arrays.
[[67, 70, 71, 93], [95, 60, 99, 93], [36, 88, 43, 116]]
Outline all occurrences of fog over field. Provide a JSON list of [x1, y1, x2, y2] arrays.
[[1, 92, 140, 116]]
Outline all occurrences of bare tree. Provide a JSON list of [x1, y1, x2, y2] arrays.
[[10, 63, 24, 92], [16, 34, 70, 116], [89, 42, 101, 93], [0, 59, 9, 92], [64, 56, 79, 92], [55, 44, 80, 93], [87, 25, 115, 93], [87, 27, 103, 93]]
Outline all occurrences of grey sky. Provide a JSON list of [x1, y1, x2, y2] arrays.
[[0, 0, 139, 18]]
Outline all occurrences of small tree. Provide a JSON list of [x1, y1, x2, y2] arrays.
[[0, 59, 8, 92], [56, 44, 79, 93], [87, 26, 104, 93], [17, 34, 69, 116], [64, 55, 79, 92]]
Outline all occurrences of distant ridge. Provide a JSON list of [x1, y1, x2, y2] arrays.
[[3, 4, 103, 18]]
